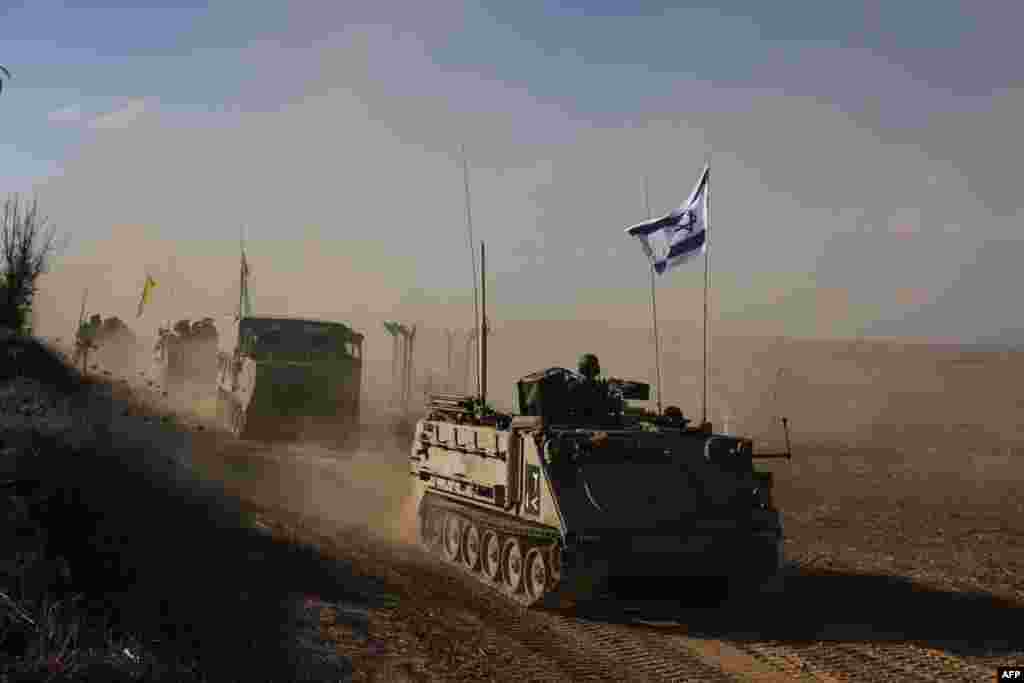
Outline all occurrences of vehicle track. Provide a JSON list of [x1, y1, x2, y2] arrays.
[[416, 553, 743, 682], [416, 514, 1006, 682], [734, 640, 997, 682]]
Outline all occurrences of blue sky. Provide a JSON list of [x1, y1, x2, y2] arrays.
[[3, 1, 1024, 347]]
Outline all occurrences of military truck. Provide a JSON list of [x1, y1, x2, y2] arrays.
[[153, 318, 219, 397], [74, 314, 140, 372], [409, 354, 790, 608], [216, 316, 364, 445]]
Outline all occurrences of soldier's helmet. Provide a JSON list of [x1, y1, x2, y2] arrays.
[[664, 405, 684, 420], [577, 353, 601, 380]]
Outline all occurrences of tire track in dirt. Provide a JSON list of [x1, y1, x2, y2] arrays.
[[190, 429, 1015, 683], [246, 497, 744, 681], [347, 520, 1010, 683], [732, 640, 996, 682]]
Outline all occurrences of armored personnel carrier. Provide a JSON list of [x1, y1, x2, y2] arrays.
[[216, 316, 364, 445], [153, 318, 219, 396], [410, 354, 790, 607]]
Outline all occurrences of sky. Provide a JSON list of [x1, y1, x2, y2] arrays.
[[3, 0, 1024, 352]]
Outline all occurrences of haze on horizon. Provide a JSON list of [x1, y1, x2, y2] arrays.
[[3, 1, 1023, 358]]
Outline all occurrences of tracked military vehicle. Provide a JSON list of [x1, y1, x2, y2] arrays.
[[153, 318, 220, 397], [75, 314, 140, 371], [216, 316, 364, 445], [410, 354, 790, 607]]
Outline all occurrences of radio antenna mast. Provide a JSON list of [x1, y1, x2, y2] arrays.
[[460, 144, 480, 395]]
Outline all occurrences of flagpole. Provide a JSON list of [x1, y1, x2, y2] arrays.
[[642, 175, 664, 416], [238, 226, 245, 320], [702, 159, 711, 429], [167, 253, 176, 329], [137, 273, 146, 318], [75, 287, 88, 345]]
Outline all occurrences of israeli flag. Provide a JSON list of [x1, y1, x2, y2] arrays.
[[626, 164, 709, 275]]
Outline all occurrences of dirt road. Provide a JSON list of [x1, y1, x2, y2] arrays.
[[31, 341, 1024, 681], [171, 417, 1023, 683]]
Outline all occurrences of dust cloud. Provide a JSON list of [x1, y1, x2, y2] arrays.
[[172, 359, 426, 550], [38, 289, 1024, 540], [209, 432, 422, 550], [222, 332, 1024, 551], [292, 361, 421, 547]]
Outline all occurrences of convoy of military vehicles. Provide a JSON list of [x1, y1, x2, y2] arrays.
[[73, 314, 140, 370], [153, 317, 219, 395], [71, 237, 789, 612]]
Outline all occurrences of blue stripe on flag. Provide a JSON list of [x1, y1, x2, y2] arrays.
[[626, 212, 683, 237], [654, 230, 705, 274]]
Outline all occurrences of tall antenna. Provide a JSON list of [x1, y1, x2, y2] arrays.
[[445, 329, 455, 392], [479, 241, 487, 403], [460, 144, 480, 394]]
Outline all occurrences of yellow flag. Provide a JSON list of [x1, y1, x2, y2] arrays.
[[137, 274, 157, 318]]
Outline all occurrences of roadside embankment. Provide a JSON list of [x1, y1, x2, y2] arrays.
[[1, 331, 383, 681]]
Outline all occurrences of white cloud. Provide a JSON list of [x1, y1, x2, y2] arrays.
[[47, 104, 82, 123], [87, 98, 149, 130]]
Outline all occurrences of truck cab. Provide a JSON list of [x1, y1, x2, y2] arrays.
[[216, 316, 364, 442]]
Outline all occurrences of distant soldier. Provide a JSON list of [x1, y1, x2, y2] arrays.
[[192, 317, 217, 342], [153, 325, 169, 358], [578, 353, 600, 381], [73, 314, 102, 370], [569, 353, 613, 421]]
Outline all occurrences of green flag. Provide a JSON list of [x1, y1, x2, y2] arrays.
[[240, 250, 253, 318]]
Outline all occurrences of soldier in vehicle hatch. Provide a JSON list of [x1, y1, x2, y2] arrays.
[[569, 353, 614, 420]]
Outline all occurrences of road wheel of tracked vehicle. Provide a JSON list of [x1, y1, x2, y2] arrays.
[[524, 548, 549, 602], [442, 513, 463, 564], [462, 522, 482, 572], [547, 542, 562, 585], [502, 537, 525, 594], [422, 508, 445, 553], [431, 512, 446, 552], [419, 509, 437, 550], [480, 531, 502, 583]]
